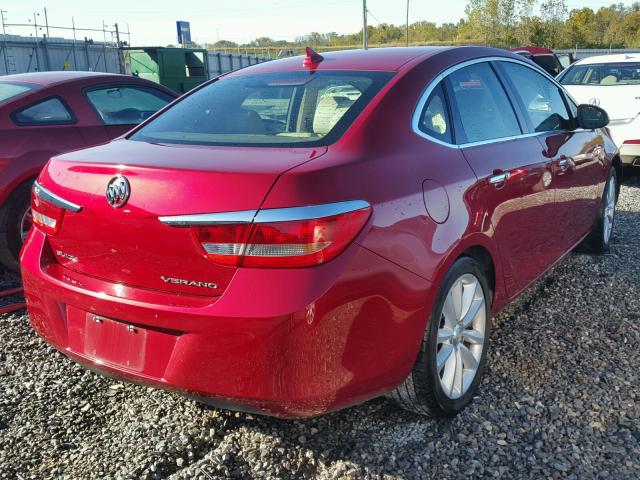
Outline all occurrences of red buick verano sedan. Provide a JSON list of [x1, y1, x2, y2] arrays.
[[21, 47, 619, 418]]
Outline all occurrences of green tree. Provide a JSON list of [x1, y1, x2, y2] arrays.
[[540, 0, 568, 47], [564, 7, 596, 48], [213, 40, 238, 49]]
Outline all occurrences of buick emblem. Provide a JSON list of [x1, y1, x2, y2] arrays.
[[106, 175, 130, 208]]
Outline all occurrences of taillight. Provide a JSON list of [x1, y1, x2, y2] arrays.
[[623, 139, 640, 144], [31, 181, 82, 235], [32, 192, 65, 235], [163, 201, 372, 268]]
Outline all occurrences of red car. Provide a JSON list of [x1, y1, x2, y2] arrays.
[[21, 47, 619, 418], [0, 71, 177, 270]]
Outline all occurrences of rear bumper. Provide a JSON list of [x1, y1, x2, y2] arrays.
[[618, 143, 640, 165], [606, 121, 640, 165], [21, 228, 433, 418]]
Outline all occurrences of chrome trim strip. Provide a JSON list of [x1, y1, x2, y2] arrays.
[[411, 56, 578, 150], [159, 200, 370, 226], [159, 209, 257, 226], [33, 181, 82, 212], [254, 200, 370, 223]]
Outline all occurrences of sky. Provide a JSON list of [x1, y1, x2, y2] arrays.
[[1, 0, 635, 46]]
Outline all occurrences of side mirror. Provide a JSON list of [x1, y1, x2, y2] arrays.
[[577, 104, 609, 129]]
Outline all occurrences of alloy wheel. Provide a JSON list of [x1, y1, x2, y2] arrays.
[[436, 273, 486, 399]]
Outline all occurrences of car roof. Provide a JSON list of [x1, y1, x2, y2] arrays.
[[0, 71, 136, 87], [229, 46, 457, 75], [226, 46, 527, 78], [574, 53, 640, 65]]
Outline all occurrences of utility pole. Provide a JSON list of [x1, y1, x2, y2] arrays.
[[406, 0, 410, 47], [362, 0, 368, 50], [102, 20, 108, 72], [114, 22, 124, 74], [71, 16, 78, 69]]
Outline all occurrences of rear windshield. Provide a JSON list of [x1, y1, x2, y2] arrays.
[[130, 70, 394, 147], [0, 82, 41, 103], [560, 63, 640, 85]]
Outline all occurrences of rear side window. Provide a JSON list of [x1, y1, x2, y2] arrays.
[[131, 71, 394, 147], [446, 62, 521, 144], [0, 82, 41, 104], [86, 86, 174, 125], [12, 97, 75, 125], [500, 62, 571, 133], [418, 82, 452, 143]]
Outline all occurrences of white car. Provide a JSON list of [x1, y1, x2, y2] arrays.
[[558, 53, 640, 166]]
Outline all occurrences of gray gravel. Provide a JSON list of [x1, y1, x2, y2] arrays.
[[1, 176, 640, 480]]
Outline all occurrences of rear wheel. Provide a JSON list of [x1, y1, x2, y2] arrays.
[[578, 168, 617, 254], [0, 182, 33, 271], [389, 257, 491, 417]]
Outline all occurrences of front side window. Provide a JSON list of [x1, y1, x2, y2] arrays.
[[86, 86, 174, 125], [446, 62, 521, 144], [131, 71, 393, 147], [559, 62, 640, 85], [0, 82, 41, 104], [12, 97, 74, 125], [418, 82, 452, 143], [500, 62, 571, 133]]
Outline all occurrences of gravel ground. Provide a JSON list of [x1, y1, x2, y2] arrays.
[[1, 177, 639, 480]]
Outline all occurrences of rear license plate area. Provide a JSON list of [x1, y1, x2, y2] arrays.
[[66, 306, 179, 375], [83, 314, 147, 370]]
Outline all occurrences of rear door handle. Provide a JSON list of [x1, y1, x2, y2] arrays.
[[488, 168, 527, 187]]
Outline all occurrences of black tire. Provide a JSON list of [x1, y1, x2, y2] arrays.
[[578, 167, 617, 255], [389, 256, 492, 417], [0, 182, 33, 272]]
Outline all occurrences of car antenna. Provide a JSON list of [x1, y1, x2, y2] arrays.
[[303, 47, 324, 68]]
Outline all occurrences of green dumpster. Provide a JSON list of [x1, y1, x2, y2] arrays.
[[124, 47, 209, 93]]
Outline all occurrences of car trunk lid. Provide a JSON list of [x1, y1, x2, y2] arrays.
[[39, 139, 326, 296]]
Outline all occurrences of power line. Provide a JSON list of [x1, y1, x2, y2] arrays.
[[367, 9, 382, 26]]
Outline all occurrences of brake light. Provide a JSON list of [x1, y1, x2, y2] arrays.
[[31, 191, 65, 235], [192, 205, 371, 268], [623, 139, 640, 144], [31, 181, 82, 236]]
